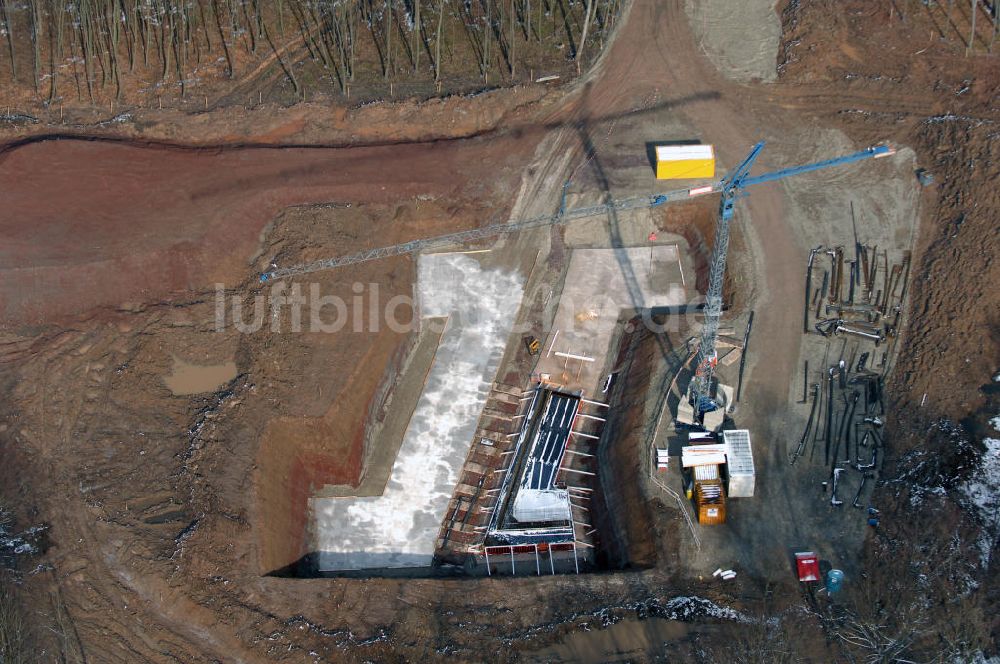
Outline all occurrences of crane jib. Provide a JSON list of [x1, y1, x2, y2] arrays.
[[257, 143, 894, 284], [741, 145, 894, 189]]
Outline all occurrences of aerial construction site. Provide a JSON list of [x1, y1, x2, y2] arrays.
[[1, 0, 998, 662]]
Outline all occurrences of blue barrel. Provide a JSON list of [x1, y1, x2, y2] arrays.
[[826, 569, 845, 594]]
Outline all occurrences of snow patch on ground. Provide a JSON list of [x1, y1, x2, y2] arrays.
[[653, 596, 749, 622], [960, 414, 1000, 567], [593, 596, 750, 628], [0, 512, 46, 558], [501, 594, 749, 646], [965, 652, 1000, 664]]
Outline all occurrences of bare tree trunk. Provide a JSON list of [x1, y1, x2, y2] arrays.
[[967, 0, 977, 54], [46, 0, 57, 101], [91, 5, 110, 89], [576, 0, 594, 74], [211, 0, 233, 76], [122, 0, 137, 71], [240, 0, 256, 53], [992, 0, 998, 53], [108, 2, 122, 98], [27, 0, 40, 93], [483, 0, 492, 80], [349, 3, 357, 80], [261, 6, 298, 95], [413, 0, 421, 71], [158, 6, 170, 83], [306, 1, 334, 68], [196, 0, 212, 51], [171, 9, 185, 96], [78, 11, 94, 101], [139, 1, 150, 67], [435, 0, 444, 81], [386, 0, 394, 79], [509, 0, 515, 76], [1, 0, 17, 81]]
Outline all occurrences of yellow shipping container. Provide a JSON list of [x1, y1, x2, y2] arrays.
[[655, 144, 715, 180]]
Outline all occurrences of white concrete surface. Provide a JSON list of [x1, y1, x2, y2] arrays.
[[312, 253, 524, 570], [539, 246, 689, 393]]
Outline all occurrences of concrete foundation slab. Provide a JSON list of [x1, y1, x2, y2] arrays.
[[538, 246, 688, 393], [312, 253, 524, 570]]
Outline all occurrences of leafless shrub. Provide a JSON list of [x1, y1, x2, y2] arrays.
[[830, 605, 921, 664], [701, 593, 817, 664], [0, 573, 28, 664]]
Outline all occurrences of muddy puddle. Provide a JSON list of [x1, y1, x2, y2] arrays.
[[164, 356, 237, 395]]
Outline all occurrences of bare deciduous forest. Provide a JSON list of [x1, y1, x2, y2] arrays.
[[0, 0, 624, 108]]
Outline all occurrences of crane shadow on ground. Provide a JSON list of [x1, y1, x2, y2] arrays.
[[571, 89, 694, 426]]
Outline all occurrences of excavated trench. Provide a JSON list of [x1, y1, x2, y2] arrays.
[[589, 204, 735, 571], [590, 316, 693, 570]]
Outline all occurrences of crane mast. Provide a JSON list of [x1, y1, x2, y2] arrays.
[[689, 143, 764, 415], [687, 141, 895, 422]]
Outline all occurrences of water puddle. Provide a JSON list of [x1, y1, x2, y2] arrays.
[[164, 356, 237, 395]]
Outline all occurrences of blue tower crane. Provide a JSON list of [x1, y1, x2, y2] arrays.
[[688, 141, 895, 422], [258, 139, 895, 424]]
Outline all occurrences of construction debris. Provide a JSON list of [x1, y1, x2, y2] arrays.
[[796, 228, 904, 521], [830, 468, 845, 507]]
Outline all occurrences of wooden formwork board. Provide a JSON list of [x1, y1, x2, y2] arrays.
[[454, 482, 481, 496], [464, 462, 489, 476]]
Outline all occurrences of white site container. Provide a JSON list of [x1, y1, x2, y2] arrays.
[[723, 429, 755, 498]]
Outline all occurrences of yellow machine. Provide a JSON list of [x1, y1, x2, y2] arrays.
[[523, 336, 541, 356]]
